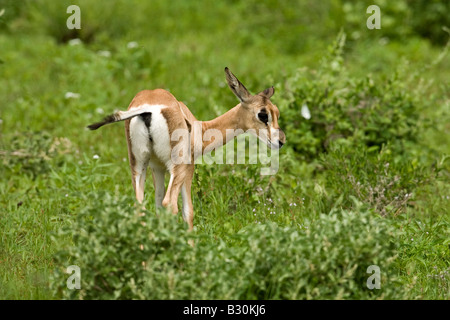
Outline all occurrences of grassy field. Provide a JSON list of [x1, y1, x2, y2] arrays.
[[0, 0, 449, 299]]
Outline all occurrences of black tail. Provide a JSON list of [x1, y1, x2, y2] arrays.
[[87, 114, 117, 130]]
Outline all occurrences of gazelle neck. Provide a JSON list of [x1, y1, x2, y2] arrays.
[[200, 105, 244, 152]]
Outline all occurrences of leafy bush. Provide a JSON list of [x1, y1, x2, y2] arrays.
[[279, 32, 425, 161], [342, 0, 450, 46], [406, 0, 450, 46], [0, 131, 73, 178], [51, 192, 406, 299], [50, 192, 190, 299], [320, 142, 437, 217], [0, 0, 24, 32], [231, 207, 404, 299]]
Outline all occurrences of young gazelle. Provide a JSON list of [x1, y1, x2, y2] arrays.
[[87, 67, 285, 230]]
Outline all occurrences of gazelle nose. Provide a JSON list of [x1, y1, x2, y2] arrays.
[[278, 141, 284, 148]]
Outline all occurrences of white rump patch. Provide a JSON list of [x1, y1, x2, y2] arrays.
[[129, 104, 173, 171]]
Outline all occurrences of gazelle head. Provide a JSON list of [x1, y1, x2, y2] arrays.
[[225, 67, 286, 150]]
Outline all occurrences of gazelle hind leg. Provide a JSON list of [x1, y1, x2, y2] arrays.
[[132, 159, 149, 211], [134, 167, 147, 204], [151, 165, 166, 209], [126, 118, 150, 208]]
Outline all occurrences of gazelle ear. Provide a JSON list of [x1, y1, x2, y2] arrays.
[[224, 67, 252, 103], [259, 86, 275, 99]]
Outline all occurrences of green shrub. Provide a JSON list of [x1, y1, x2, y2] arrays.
[[51, 192, 406, 299], [342, 0, 450, 46], [0, 131, 73, 178], [279, 32, 424, 161], [231, 207, 404, 299], [0, 0, 24, 32], [50, 192, 191, 299], [320, 142, 437, 217], [407, 0, 450, 46]]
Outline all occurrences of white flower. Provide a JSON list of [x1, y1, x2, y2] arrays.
[[68, 38, 82, 46], [351, 31, 361, 40], [97, 50, 111, 57], [301, 104, 311, 119], [331, 61, 340, 70], [65, 92, 80, 99], [93, 154, 100, 159], [127, 41, 139, 49], [96, 107, 104, 114], [379, 37, 389, 46]]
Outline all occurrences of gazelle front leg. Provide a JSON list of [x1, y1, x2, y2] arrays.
[[162, 164, 191, 216], [161, 164, 194, 230], [181, 166, 194, 231]]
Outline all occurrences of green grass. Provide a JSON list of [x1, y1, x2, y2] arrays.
[[0, 0, 449, 299]]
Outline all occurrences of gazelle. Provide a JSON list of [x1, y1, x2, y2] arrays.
[[87, 67, 285, 231]]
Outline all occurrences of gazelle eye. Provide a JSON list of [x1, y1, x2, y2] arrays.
[[258, 109, 268, 124]]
